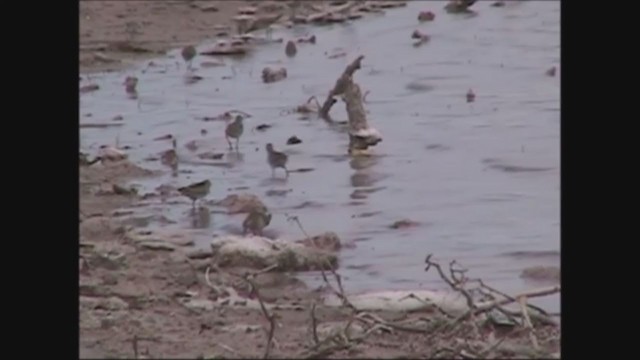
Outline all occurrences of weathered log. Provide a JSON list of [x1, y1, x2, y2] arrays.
[[319, 55, 365, 121], [343, 77, 382, 154]]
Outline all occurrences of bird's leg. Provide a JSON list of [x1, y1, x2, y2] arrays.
[[284, 166, 289, 178], [226, 136, 233, 150], [235, 138, 240, 151]]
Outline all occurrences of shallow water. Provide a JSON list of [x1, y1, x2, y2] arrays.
[[80, 1, 560, 311]]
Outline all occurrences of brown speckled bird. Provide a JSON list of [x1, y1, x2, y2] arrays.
[[242, 206, 272, 236], [177, 179, 211, 209], [181, 45, 197, 70], [225, 115, 244, 150], [266, 143, 288, 178]]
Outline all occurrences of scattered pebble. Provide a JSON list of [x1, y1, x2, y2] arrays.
[[80, 84, 100, 94], [286, 136, 302, 145], [418, 11, 435, 22], [466, 89, 476, 103], [256, 124, 272, 131], [389, 219, 420, 229], [546, 66, 557, 77]]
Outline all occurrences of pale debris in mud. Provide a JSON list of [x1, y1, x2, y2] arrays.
[[323, 289, 469, 316], [210, 234, 340, 271]]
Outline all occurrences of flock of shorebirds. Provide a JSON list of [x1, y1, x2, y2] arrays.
[[172, 42, 291, 238], [86, 0, 534, 238]]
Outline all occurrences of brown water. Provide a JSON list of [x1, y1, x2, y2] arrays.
[[80, 1, 560, 312]]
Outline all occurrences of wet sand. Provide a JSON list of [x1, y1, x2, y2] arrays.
[[80, 0, 246, 73], [80, 1, 560, 358]]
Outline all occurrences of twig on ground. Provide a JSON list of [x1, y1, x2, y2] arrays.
[[519, 296, 540, 351], [235, 273, 278, 359], [217, 342, 239, 356], [285, 214, 311, 240], [310, 302, 320, 345]]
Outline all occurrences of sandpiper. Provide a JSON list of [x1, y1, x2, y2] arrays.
[[242, 206, 272, 236], [266, 143, 289, 178], [177, 179, 211, 209], [285, 40, 297, 57], [225, 115, 244, 150], [181, 45, 197, 70], [123, 76, 138, 94]]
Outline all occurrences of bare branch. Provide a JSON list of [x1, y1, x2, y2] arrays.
[[519, 296, 540, 351], [319, 55, 365, 121], [310, 302, 319, 345]]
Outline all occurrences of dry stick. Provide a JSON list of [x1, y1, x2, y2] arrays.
[[286, 214, 311, 240], [425, 254, 476, 311], [217, 342, 240, 356], [310, 302, 320, 345], [475, 286, 560, 313], [244, 276, 277, 359], [473, 278, 550, 316], [519, 296, 540, 351], [319, 55, 365, 121]]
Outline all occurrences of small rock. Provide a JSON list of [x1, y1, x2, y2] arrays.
[[389, 219, 420, 229], [286, 136, 302, 145], [466, 89, 476, 103], [546, 66, 557, 77], [80, 84, 100, 94], [262, 67, 287, 83], [265, 189, 291, 197], [256, 123, 272, 131], [491, 1, 506, 7], [112, 115, 124, 121], [297, 35, 316, 44], [418, 11, 435, 22]]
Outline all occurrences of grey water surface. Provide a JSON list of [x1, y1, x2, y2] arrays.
[[80, 1, 560, 312]]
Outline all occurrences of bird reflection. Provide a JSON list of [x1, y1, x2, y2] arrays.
[[226, 150, 245, 164], [190, 206, 211, 229]]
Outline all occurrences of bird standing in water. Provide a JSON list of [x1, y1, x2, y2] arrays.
[[181, 45, 197, 71], [242, 206, 272, 236], [266, 143, 289, 178], [225, 115, 244, 151], [177, 179, 211, 209]]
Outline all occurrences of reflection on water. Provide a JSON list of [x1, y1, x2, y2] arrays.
[[190, 206, 211, 229], [80, 1, 560, 312]]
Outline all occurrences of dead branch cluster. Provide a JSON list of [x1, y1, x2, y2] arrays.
[[201, 251, 560, 359]]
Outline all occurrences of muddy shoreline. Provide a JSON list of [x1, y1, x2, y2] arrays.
[[80, 1, 560, 358]]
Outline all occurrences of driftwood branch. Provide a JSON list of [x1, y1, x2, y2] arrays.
[[319, 55, 365, 121]]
